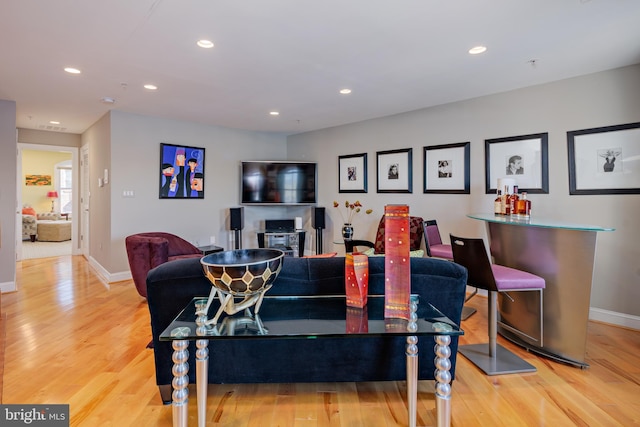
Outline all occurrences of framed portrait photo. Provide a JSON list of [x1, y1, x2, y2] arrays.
[[567, 122, 640, 195], [423, 142, 470, 194], [159, 143, 206, 199], [338, 153, 368, 193], [376, 148, 412, 193], [485, 133, 549, 194]]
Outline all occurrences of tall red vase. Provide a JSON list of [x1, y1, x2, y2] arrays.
[[384, 204, 411, 319]]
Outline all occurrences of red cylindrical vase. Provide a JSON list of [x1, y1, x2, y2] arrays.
[[384, 204, 411, 319]]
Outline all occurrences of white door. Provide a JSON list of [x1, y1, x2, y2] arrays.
[[81, 145, 90, 257]]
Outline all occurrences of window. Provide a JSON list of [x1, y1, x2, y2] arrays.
[[56, 161, 72, 214]]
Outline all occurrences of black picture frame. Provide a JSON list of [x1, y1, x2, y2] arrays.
[[423, 142, 470, 194], [338, 153, 368, 193], [485, 133, 549, 194], [159, 143, 206, 199], [567, 122, 640, 195], [376, 148, 412, 193]]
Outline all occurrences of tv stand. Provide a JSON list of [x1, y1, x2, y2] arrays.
[[257, 230, 306, 257]]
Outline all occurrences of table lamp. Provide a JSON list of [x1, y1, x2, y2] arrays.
[[47, 191, 58, 212]]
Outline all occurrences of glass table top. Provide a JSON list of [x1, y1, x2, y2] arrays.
[[468, 213, 615, 232], [160, 295, 463, 341]]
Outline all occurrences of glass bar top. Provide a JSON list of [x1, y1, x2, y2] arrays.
[[468, 213, 615, 232], [160, 295, 463, 341]]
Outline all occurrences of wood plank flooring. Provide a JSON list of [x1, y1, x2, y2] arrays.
[[2, 255, 639, 426]]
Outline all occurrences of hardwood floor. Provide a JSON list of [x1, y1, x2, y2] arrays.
[[2, 255, 640, 426]]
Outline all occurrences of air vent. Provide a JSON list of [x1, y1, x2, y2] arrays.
[[37, 124, 68, 132]]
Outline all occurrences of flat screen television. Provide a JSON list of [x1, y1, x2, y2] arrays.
[[240, 161, 317, 205]]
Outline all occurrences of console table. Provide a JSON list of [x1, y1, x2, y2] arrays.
[[160, 295, 463, 427], [468, 213, 614, 367]]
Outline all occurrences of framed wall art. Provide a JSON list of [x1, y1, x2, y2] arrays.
[[376, 148, 412, 193], [567, 122, 640, 195], [485, 133, 549, 194], [159, 143, 206, 199], [423, 142, 470, 194], [25, 175, 52, 186], [338, 153, 368, 193]]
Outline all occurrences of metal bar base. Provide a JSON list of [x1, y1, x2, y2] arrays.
[[459, 343, 536, 375], [460, 306, 477, 320]]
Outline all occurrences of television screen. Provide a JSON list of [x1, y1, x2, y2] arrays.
[[241, 161, 317, 205]]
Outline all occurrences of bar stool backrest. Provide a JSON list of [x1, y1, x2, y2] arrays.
[[423, 219, 453, 259], [450, 234, 499, 293]]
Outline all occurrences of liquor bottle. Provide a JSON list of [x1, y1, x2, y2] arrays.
[[502, 185, 510, 215], [494, 189, 502, 215], [509, 185, 520, 217], [516, 192, 531, 218]]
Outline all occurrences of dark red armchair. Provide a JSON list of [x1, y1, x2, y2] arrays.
[[125, 232, 203, 298]]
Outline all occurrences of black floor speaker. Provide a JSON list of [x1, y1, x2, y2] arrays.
[[312, 207, 325, 229], [230, 207, 244, 230]]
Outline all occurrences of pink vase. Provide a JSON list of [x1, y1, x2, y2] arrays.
[[345, 252, 369, 308], [383, 204, 411, 320]]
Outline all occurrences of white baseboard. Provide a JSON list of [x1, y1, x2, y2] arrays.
[[589, 307, 640, 330], [110, 270, 132, 283], [0, 281, 16, 293], [86, 256, 132, 284]]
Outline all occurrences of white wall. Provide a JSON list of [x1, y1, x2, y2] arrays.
[[287, 64, 640, 323]]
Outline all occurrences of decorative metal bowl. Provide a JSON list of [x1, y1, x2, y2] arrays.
[[199, 249, 284, 325]]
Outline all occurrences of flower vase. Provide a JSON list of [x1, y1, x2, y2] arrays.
[[383, 204, 411, 320], [342, 223, 354, 240]]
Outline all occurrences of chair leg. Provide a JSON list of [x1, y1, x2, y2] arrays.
[[459, 291, 537, 375]]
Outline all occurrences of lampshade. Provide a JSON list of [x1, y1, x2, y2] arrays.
[[47, 191, 58, 199]]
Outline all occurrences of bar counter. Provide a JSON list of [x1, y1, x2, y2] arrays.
[[468, 213, 614, 368]]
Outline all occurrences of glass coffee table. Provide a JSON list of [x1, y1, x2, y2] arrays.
[[160, 295, 463, 427]]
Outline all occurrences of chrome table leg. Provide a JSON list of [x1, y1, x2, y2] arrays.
[[171, 338, 189, 427]]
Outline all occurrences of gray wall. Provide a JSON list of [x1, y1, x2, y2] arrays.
[[288, 64, 640, 326], [0, 100, 16, 292], [94, 110, 289, 276]]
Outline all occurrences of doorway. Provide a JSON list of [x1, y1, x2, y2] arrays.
[[16, 143, 80, 262]]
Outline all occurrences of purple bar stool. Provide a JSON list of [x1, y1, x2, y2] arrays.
[[450, 234, 545, 375], [424, 220, 477, 320]]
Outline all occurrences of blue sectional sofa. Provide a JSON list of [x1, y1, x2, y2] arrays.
[[146, 255, 467, 403]]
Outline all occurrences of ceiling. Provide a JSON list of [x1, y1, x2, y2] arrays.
[[2, 1, 640, 136]]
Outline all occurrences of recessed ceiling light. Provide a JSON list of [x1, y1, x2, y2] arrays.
[[49, 121, 60, 125], [339, 88, 352, 95], [468, 46, 487, 55], [101, 97, 116, 104], [197, 39, 214, 49], [144, 84, 158, 90], [64, 67, 81, 74], [269, 111, 280, 116]]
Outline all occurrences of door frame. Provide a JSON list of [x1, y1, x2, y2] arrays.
[[16, 143, 80, 261]]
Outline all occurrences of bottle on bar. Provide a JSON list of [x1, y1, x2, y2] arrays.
[[494, 189, 502, 215], [516, 192, 531, 218], [509, 185, 520, 217], [502, 185, 510, 215]]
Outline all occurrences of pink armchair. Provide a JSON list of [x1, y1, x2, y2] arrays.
[[125, 232, 203, 298]]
